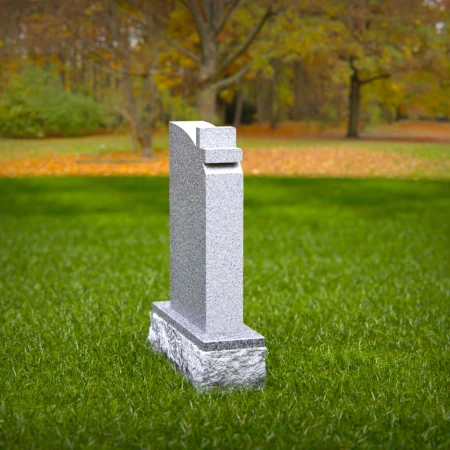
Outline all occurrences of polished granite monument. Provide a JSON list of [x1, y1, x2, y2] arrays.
[[149, 121, 266, 390]]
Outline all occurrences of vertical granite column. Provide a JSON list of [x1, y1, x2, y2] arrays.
[[149, 121, 266, 390]]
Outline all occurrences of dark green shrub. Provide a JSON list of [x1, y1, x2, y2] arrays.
[[0, 67, 105, 138]]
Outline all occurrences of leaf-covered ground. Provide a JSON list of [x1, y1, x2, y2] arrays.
[[1, 121, 449, 179], [1, 146, 449, 179], [1, 177, 449, 448]]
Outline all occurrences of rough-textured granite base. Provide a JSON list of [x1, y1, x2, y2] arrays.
[[149, 310, 266, 390]]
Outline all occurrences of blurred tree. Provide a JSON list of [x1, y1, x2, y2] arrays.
[[145, 0, 276, 122], [0, 0, 448, 141], [327, 0, 443, 137], [101, 0, 159, 157]]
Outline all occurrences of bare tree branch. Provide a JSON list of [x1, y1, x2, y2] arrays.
[[179, 0, 194, 10], [199, 0, 210, 22], [94, 60, 147, 79], [212, 60, 252, 90], [120, 5, 200, 63], [180, 0, 208, 45], [215, 0, 241, 36], [360, 73, 390, 84], [217, 5, 273, 73], [154, 27, 200, 63], [211, 0, 225, 30]]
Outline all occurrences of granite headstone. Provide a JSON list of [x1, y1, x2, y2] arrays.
[[149, 121, 266, 390]]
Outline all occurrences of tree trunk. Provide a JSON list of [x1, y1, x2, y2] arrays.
[[79, 51, 86, 86], [198, 38, 218, 123], [92, 62, 97, 101], [58, 54, 66, 90], [268, 67, 277, 129], [395, 105, 406, 121], [139, 128, 153, 158], [346, 72, 361, 138], [256, 76, 268, 124], [144, 71, 158, 159], [233, 90, 244, 127], [198, 86, 217, 123], [59, 67, 66, 90], [69, 50, 76, 92], [292, 60, 304, 121], [122, 67, 154, 158], [107, 0, 153, 157]]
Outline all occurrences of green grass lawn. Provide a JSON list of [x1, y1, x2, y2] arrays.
[[239, 137, 450, 161], [1, 177, 449, 448], [0, 134, 167, 161], [0, 134, 132, 160]]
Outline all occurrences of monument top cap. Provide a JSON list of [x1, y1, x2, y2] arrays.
[[170, 121, 213, 145], [170, 121, 241, 163]]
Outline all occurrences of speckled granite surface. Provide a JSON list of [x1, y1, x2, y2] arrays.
[[169, 121, 244, 333], [149, 311, 266, 391], [152, 301, 265, 351], [150, 121, 266, 389]]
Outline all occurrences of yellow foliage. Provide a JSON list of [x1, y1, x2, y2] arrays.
[[219, 88, 234, 103]]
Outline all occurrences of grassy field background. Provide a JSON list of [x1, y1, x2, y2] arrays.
[[1, 127, 450, 161], [1, 121, 449, 179], [1, 176, 449, 448]]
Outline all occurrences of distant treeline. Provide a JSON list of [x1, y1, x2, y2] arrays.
[[0, 0, 448, 156]]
